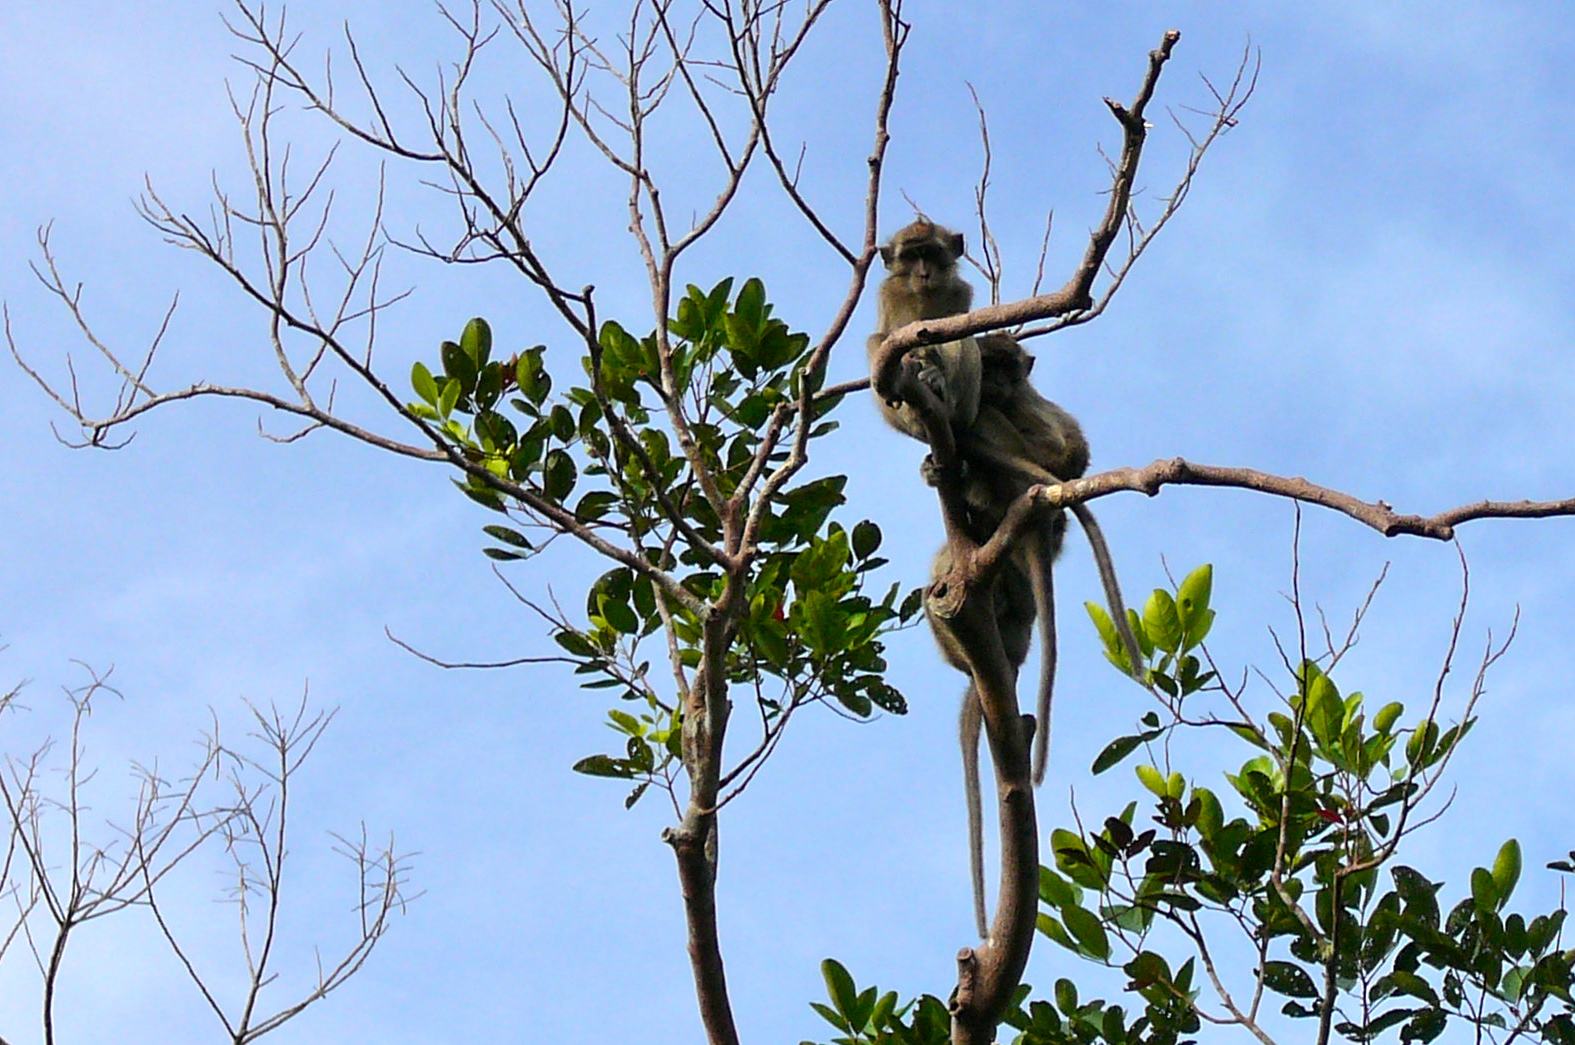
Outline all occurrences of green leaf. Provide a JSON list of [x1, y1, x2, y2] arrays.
[[1086, 601, 1119, 652], [461, 316, 492, 365], [411, 360, 439, 406], [438, 377, 461, 419], [1175, 563, 1213, 641], [607, 710, 643, 736], [1135, 764, 1167, 797], [597, 595, 639, 636], [454, 477, 505, 512], [1193, 787, 1223, 837], [575, 491, 619, 521], [807, 1001, 847, 1033], [1053, 978, 1078, 1015], [1125, 950, 1171, 988], [1038, 867, 1077, 907], [832, 689, 873, 718], [1406, 720, 1439, 767], [1491, 839, 1522, 905], [553, 630, 598, 657], [1143, 589, 1183, 655], [821, 959, 857, 1018], [735, 277, 766, 330], [1471, 867, 1498, 912], [1373, 701, 1404, 733], [1400, 1007, 1447, 1043], [1304, 670, 1343, 748], [517, 347, 549, 406], [1060, 904, 1110, 960], [1037, 913, 1078, 952]]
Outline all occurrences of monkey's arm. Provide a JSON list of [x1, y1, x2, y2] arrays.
[[867, 334, 982, 442]]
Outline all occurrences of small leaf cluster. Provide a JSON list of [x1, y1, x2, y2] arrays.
[[1339, 848, 1574, 1044], [1038, 822, 1201, 1045], [1051, 563, 1575, 1043], [1087, 564, 1215, 693], [413, 283, 914, 801], [803, 960, 1195, 1045], [803, 959, 950, 1045], [1001, 972, 1199, 1045], [736, 516, 919, 719]]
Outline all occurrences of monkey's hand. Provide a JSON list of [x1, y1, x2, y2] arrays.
[[913, 355, 955, 409], [920, 452, 971, 489]]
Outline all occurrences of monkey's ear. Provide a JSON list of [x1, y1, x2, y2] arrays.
[[947, 230, 965, 258], [879, 243, 896, 268]]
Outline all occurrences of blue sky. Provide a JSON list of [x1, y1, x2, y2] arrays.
[[2, 2, 1573, 1043]]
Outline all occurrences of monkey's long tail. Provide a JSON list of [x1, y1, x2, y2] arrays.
[[960, 689, 989, 939], [1069, 502, 1146, 680], [1027, 534, 1057, 788]]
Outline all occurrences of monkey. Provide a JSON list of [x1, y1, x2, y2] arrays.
[[868, 219, 1144, 936], [866, 220, 982, 442]]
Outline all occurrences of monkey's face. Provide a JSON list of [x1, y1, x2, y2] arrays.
[[892, 241, 955, 293]]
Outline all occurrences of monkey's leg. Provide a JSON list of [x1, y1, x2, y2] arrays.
[[960, 687, 989, 939]]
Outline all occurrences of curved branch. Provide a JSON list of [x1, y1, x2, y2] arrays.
[[872, 29, 1180, 405], [1059, 458, 1575, 541]]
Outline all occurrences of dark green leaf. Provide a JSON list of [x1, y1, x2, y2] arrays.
[[441, 339, 478, 392], [1092, 734, 1145, 775], [851, 519, 882, 561], [553, 630, 598, 657], [1400, 1007, 1447, 1043], [1262, 961, 1318, 999], [1389, 970, 1439, 1005], [482, 524, 533, 549], [1054, 978, 1078, 1016], [573, 754, 633, 778], [543, 449, 577, 501], [598, 595, 639, 636], [575, 491, 619, 521]]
